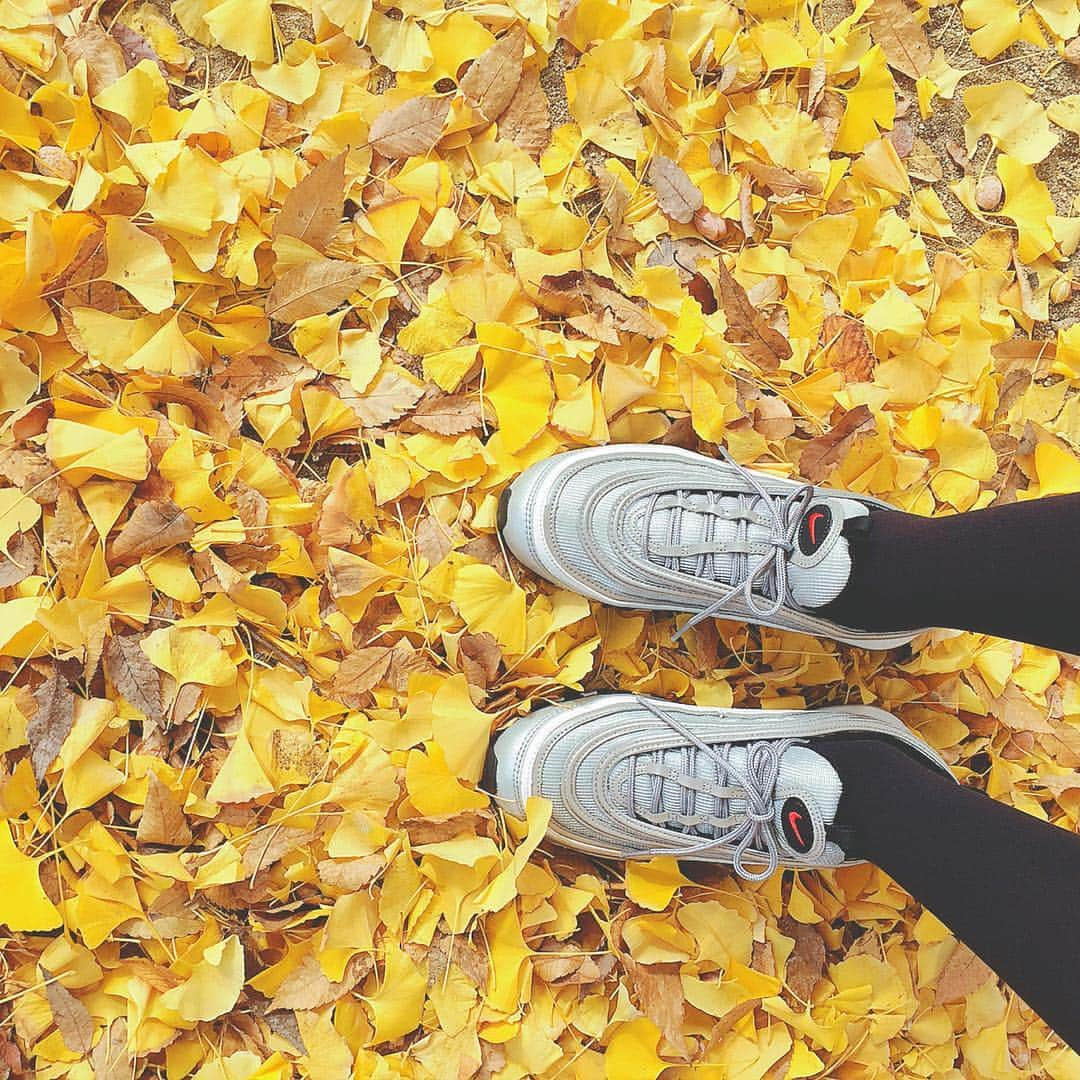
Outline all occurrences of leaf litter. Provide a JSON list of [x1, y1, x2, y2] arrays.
[[0, 0, 1078, 1076]]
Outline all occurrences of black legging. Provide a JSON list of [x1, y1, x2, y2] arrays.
[[814, 494, 1080, 1048]]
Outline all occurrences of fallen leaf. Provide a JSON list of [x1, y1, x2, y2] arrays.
[[104, 634, 165, 728], [28, 674, 75, 784], [538, 270, 666, 340], [715, 261, 792, 370], [137, 772, 193, 846], [799, 405, 876, 483], [820, 315, 875, 382], [270, 954, 373, 1011], [369, 96, 451, 158], [497, 68, 552, 154], [460, 27, 526, 121], [266, 258, 371, 323], [864, 0, 933, 78], [649, 156, 703, 224], [273, 152, 347, 252], [62, 22, 127, 96], [42, 967, 94, 1055], [112, 498, 194, 560], [935, 942, 995, 1003], [411, 394, 486, 435], [331, 647, 393, 706]]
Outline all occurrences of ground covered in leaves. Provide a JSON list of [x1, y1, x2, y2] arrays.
[[1, 0, 1080, 1075]]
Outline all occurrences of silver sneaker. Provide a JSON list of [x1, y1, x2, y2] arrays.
[[498, 444, 922, 649], [489, 694, 952, 878]]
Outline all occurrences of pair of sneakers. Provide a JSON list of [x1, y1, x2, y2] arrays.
[[487, 445, 953, 878]]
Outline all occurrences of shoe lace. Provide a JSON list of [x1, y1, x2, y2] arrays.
[[639, 448, 814, 641], [626, 697, 796, 880]]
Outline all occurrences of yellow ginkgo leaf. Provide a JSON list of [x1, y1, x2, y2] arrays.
[[963, 82, 1058, 165], [140, 626, 238, 687], [0, 822, 62, 931], [161, 935, 245, 1022], [102, 216, 175, 313], [604, 1019, 670, 1080]]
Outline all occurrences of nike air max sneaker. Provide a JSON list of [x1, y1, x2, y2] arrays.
[[489, 694, 952, 878], [498, 444, 921, 649]]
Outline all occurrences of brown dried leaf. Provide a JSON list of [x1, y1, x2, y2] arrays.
[[783, 921, 826, 1002], [270, 953, 373, 1011], [935, 942, 995, 1004], [273, 152, 347, 252], [459, 632, 502, 688], [906, 137, 943, 182], [332, 647, 393, 706], [498, 69, 552, 154], [266, 258, 371, 323], [369, 96, 451, 158], [865, 0, 933, 78], [715, 261, 792, 370], [460, 26, 526, 121], [90, 1019, 130, 1080], [412, 394, 485, 435], [317, 854, 385, 890], [338, 367, 425, 429], [744, 162, 824, 198], [243, 826, 315, 876], [104, 634, 165, 727], [649, 156, 703, 224], [112, 498, 194, 560], [28, 674, 75, 784], [799, 405, 876, 483], [538, 270, 666, 340], [42, 967, 93, 1055], [820, 315, 875, 382], [62, 23, 127, 96], [137, 772, 193, 846]]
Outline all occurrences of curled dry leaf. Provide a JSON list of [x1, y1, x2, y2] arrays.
[[460, 26, 526, 121], [799, 405, 876, 483], [137, 772, 193, 846], [715, 260, 793, 370], [538, 270, 666, 341], [62, 22, 127, 96], [266, 258, 371, 323], [369, 95, 451, 158], [820, 315, 875, 383], [112, 498, 194, 560], [273, 152, 347, 252], [649, 156, 703, 224]]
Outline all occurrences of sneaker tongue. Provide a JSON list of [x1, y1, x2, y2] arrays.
[[630, 744, 842, 843], [641, 494, 867, 610]]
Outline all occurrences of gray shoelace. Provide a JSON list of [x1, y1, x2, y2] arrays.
[[627, 697, 796, 880], [639, 449, 814, 640]]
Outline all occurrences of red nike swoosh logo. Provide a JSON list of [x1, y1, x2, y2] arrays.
[[787, 810, 807, 848], [807, 511, 826, 546]]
